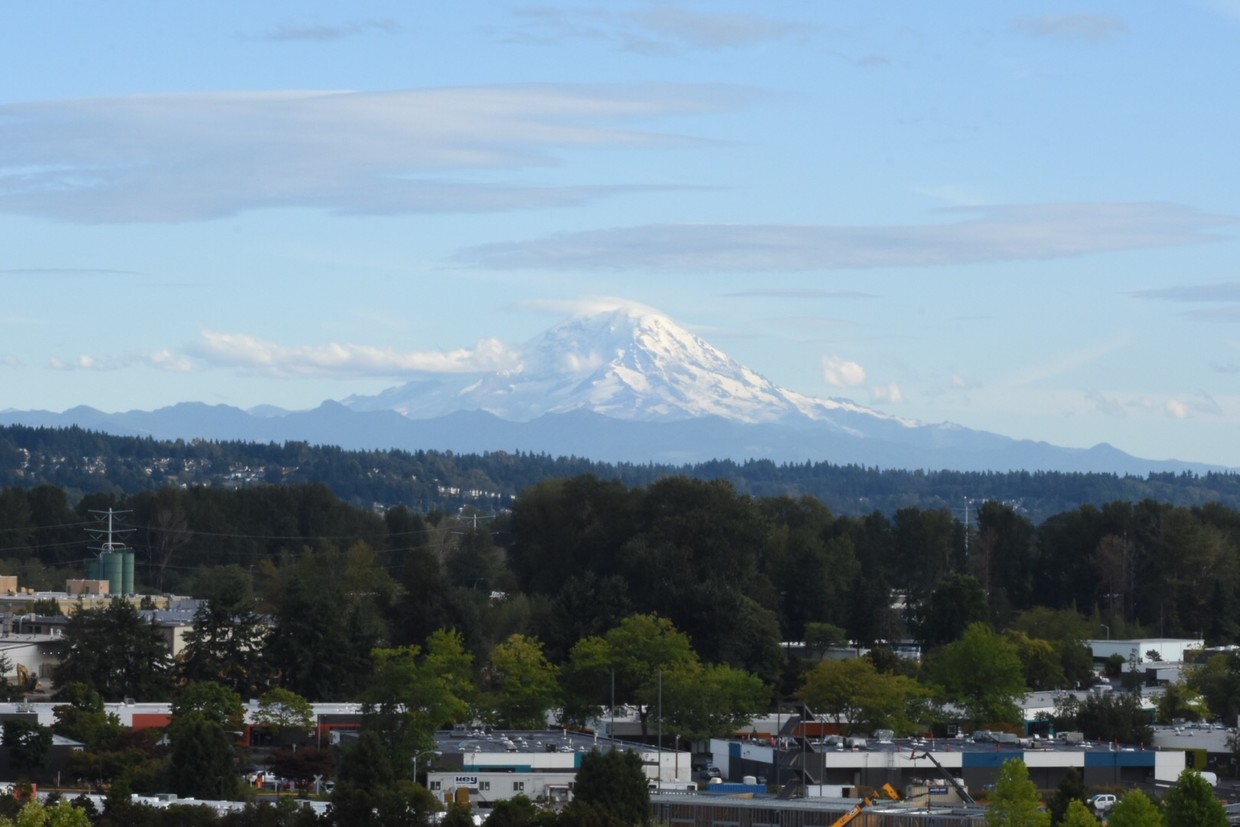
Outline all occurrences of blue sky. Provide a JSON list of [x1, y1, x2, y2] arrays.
[[4, 1, 1240, 466]]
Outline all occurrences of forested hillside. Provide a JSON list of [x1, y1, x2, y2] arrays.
[[4, 424, 1240, 523]]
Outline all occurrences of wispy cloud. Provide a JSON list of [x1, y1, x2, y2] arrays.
[[189, 330, 518, 378], [0, 85, 750, 223], [1008, 338, 1130, 387], [0, 268, 139, 277], [724, 288, 877, 299], [1086, 389, 1222, 420], [1015, 14, 1128, 42], [461, 203, 1235, 272], [625, 6, 814, 50], [504, 6, 814, 53], [1130, 281, 1240, 302], [259, 19, 402, 42]]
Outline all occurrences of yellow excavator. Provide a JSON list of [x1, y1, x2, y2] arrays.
[[828, 783, 900, 827]]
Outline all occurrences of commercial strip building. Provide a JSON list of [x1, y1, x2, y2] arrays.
[[425, 728, 694, 808]]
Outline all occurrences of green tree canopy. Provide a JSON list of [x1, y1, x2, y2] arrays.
[[171, 681, 245, 731], [985, 758, 1050, 827], [3, 720, 51, 773], [573, 749, 650, 827], [930, 623, 1026, 727], [563, 613, 699, 734], [167, 710, 241, 800], [253, 687, 315, 735], [1059, 800, 1099, 826], [178, 565, 271, 696], [486, 634, 561, 730], [1107, 789, 1162, 827], [54, 598, 174, 701], [661, 662, 767, 742], [1162, 769, 1226, 827], [797, 657, 927, 735], [1046, 766, 1086, 825], [360, 631, 474, 779]]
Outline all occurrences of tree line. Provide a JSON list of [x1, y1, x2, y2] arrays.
[[5, 425, 1240, 523]]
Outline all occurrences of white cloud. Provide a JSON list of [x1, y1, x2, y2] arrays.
[[149, 350, 199, 373], [192, 330, 518, 378], [0, 85, 750, 223], [870, 383, 904, 404], [1166, 399, 1190, 419], [50, 354, 116, 371], [821, 355, 866, 388], [460, 203, 1236, 272]]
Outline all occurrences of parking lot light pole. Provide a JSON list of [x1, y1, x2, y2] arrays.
[[413, 749, 442, 785]]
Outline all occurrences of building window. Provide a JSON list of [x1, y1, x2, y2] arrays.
[[480, 781, 490, 791], [514, 781, 525, 792], [430, 782, 441, 791]]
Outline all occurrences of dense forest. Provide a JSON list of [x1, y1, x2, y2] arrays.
[[2, 471, 1237, 669], [4, 424, 1240, 523]]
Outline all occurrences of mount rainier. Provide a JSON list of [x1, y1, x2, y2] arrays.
[[0, 307, 1221, 474], [344, 306, 910, 430]]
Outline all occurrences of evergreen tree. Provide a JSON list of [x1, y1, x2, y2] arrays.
[[167, 711, 240, 800], [572, 749, 649, 827], [54, 599, 174, 701], [1047, 766, 1086, 824], [178, 566, 271, 696]]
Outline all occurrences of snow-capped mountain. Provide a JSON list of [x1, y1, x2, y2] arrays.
[[345, 306, 913, 433], [1, 307, 1226, 474]]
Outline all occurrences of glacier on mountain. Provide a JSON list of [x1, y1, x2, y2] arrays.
[[344, 306, 917, 432]]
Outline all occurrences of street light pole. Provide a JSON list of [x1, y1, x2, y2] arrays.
[[413, 749, 442, 786]]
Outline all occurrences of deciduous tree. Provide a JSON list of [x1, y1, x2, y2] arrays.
[[930, 623, 1026, 727], [1162, 769, 1226, 827], [797, 657, 926, 735], [985, 758, 1049, 827], [1107, 790, 1162, 827], [486, 634, 560, 730]]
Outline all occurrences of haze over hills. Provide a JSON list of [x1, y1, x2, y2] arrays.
[[0, 307, 1226, 474]]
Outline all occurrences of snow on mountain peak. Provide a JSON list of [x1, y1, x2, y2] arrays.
[[345, 306, 915, 428]]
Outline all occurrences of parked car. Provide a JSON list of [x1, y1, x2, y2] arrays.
[[1088, 793, 1117, 813]]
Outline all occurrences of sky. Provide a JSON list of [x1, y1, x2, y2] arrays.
[[4, 2, 1240, 467]]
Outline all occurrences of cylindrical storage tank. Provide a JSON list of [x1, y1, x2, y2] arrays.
[[87, 559, 101, 582], [103, 552, 123, 596], [121, 550, 135, 595]]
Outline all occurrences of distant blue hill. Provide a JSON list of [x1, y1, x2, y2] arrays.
[[0, 401, 1226, 476]]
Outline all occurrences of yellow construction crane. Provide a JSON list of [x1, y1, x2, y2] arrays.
[[828, 783, 900, 827]]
